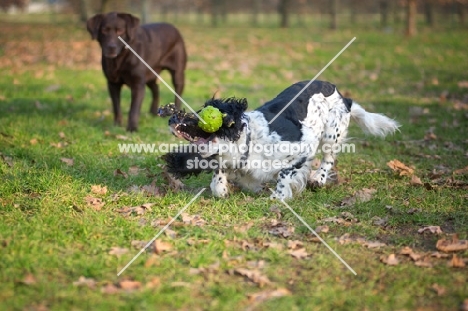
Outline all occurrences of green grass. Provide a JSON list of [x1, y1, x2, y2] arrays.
[[0, 16, 467, 311]]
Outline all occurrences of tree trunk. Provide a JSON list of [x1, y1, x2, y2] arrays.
[[211, 0, 221, 27], [330, 0, 338, 30], [78, 0, 88, 22], [99, 0, 110, 14], [406, 0, 417, 36], [380, 0, 389, 28], [251, 0, 261, 26], [141, 0, 149, 24], [458, 2, 466, 26], [278, 0, 291, 28], [424, 0, 435, 27]]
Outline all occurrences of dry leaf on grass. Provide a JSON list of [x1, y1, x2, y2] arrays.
[[101, 283, 120, 294], [453, 166, 468, 175], [436, 234, 468, 252], [248, 288, 291, 304], [372, 216, 388, 227], [387, 159, 414, 176], [234, 222, 254, 233], [60, 157, 74, 166], [380, 254, 399, 266], [163, 171, 185, 191], [145, 277, 161, 289], [116, 203, 154, 216], [269, 205, 282, 219], [108, 247, 129, 257], [19, 274, 37, 285], [262, 241, 283, 250], [119, 280, 142, 291], [181, 213, 206, 226], [113, 169, 128, 178], [340, 188, 376, 206], [414, 259, 433, 268], [84, 196, 105, 211], [418, 226, 443, 234], [91, 185, 107, 195], [234, 268, 271, 287], [30, 138, 38, 145], [288, 247, 308, 259], [267, 220, 295, 238], [314, 225, 329, 233], [287, 240, 304, 250], [447, 254, 466, 268], [364, 241, 386, 249], [73, 276, 97, 289], [431, 283, 446, 296], [410, 175, 423, 186], [153, 240, 172, 254]]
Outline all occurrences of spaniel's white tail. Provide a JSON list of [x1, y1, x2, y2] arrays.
[[350, 102, 400, 137]]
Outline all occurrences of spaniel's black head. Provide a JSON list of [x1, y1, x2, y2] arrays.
[[167, 97, 248, 145]]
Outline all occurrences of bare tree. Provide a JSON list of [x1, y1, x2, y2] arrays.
[[380, 0, 389, 28], [330, 0, 338, 30], [406, 0, 417, 36], [278, 0, 291, 28]]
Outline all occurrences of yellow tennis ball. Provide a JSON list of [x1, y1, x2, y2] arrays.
[[198, 106, 223, 133]]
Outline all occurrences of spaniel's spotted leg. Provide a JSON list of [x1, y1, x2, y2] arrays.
[[210, 169, 229, 197], [311, 106, 350, 187]]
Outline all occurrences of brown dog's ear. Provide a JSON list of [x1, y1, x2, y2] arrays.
[[118, 13, 140, 41], [86, 14, 104, 40]]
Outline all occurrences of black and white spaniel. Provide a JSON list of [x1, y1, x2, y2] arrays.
[[162, 80, 400, 200]]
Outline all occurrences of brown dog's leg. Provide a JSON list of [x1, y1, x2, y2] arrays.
[[171, 69, 185, 110], [147, 79, 160, 115], [127, 83, 146, 132], [108, 82, 123, 126]]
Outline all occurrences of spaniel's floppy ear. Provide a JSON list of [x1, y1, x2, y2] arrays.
[[86, 14, 104, 40], [118, 13, 140, 41]]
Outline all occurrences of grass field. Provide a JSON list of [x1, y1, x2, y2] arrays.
[[0, 14, 467, 311]]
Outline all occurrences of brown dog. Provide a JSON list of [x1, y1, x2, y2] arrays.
[[87, 12, 187, 131]]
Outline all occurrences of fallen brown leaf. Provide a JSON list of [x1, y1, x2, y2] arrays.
[[288, 247, 308, 259], [364, 241, 386, 249], [269, 205, 282, 219], [30, 138, 38, 145], [414, 259, 433, 268], [380, 254, 399, 266], [145, 277, 161, 289], [91, 185, 108, 195], [73, 276, 96, 289], [234, 222, 254, 233], [436, 234, 468, 252], [447, 254, 466, 268], [248, 288, 291, 304], [181, 213, 206, 226], [340, 188, 376, 206], [101, 283, 120, 294], [108, 247, 129, 257], [410, 175, 423, 186], [267, 220, 295, 238], [153, 240, 172, 254], [387, 159, 414, 176], [262, 241, 283, 250], [431, 283, 446, 296], [116, 203, 154, 216], [113, 169, 128, 178], [287, 240, 304, 250], [119, 280, 142, 291], [60, 157, 74, 166], [418, 226, 443, 234], [19, 273, 37, 285], [163, 171, 185, 191], [234, 268, 270, 287], [314, 225, 329, 233], [454, 166, 468, 175], [84, 196, 105, 211]]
